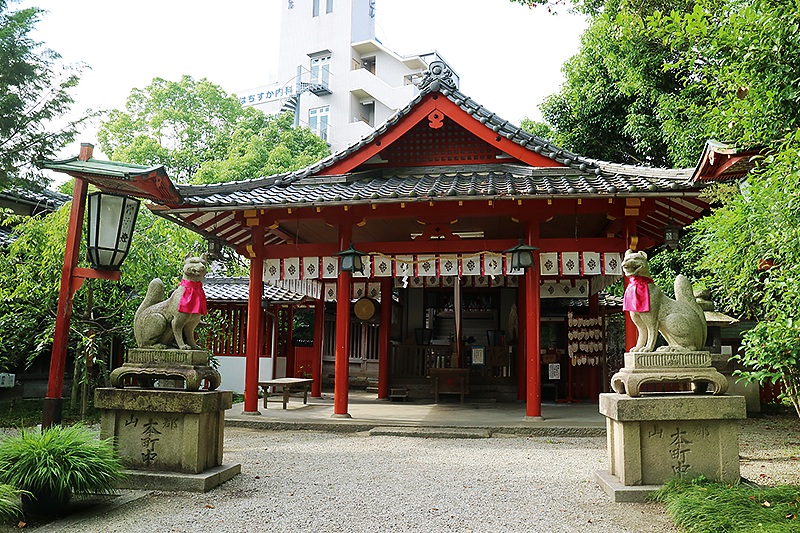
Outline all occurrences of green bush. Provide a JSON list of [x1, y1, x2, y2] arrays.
[[0, 424, 124, 515]]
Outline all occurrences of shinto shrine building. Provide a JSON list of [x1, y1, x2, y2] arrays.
[[45, 63, 713, 419]]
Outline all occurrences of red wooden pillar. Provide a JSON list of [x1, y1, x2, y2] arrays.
[[623, 218, 637, 352], [43, 177, 88, 428], [589, 292, 602, 399], [286, 305, 296, 377], [525, 222, 542, 419], [312, 299, 324, 398], [268, 309, 279, 380], [243, 225, 264, 414], [516, 274, 527, 401], [377, 277, 392, 399], [333, 225, 352, 418]]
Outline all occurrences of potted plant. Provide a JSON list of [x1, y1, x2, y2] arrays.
[[0, 424, 124, 515]]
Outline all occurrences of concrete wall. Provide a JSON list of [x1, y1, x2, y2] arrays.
[[217, 356, 278, 394]]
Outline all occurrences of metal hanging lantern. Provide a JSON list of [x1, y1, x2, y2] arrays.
[[663, 221, 681, 251], [86, 192, 140, 270], [335, 243, 368, 274], [504, 239, 540, 270], [207, 238, 224, 261]]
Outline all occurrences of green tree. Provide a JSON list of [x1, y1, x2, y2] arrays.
[[97, 75, 329, 184], [690, 137, 800, 417], [194, 112, 331, 184], [0, 200, 203, 373], [531, 0, 704, 167], [0, 0, 92, 189], [516, 0, 800, 413], [643, 0, 800, 415]]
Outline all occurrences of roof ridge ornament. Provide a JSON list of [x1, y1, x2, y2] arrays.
[[419, 61, 458, 93]]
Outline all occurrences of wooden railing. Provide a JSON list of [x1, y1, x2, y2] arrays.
[[390, 345, 453, 378], [322, 317, 380, 363], [390, 345, 517, 379]]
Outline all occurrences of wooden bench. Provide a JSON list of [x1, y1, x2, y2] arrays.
[[258, 378, 314, 409]]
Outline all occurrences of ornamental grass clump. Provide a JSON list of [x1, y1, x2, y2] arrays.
[[652, 476, 800, 533], [0, 484, 24, 521], [0, 424, 124, 515]]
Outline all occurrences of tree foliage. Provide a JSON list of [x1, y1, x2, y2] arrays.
[[0, 0, 92, 189], [519, 0, 800, 413], [529, 0, 704, 167], [645, 0, 800, 415], [97, 75, 329, 184], [0, 201, 204, 373], [539, 0, 800, 414], [194, 112, 331, 184]]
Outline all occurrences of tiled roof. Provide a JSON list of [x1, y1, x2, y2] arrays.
[[172, 61, 701, 210], [0, 226, 15, 247], [176, 164, 697, 210], [0, 187, 70, 212], [204, 277, 305, 304], [0, 188, 71, 247], [40, 158, 164, 179]]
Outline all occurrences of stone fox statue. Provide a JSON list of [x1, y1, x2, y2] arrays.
[[134, 253, 208, 351], [622, 250, 706, 352]]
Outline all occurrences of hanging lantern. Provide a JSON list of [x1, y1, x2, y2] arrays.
[[86, 192, 140, 270], [662, 221, 681, 251], [207, 238, 224, 261], [335, 243, 368, 274], [504, 239, 540, 270]]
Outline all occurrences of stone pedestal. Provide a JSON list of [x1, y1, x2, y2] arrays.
[[611, 351, 728, 397], [595, 393, 746, 502], [96, 388, 240, 492], [109, 348, 221, 391]]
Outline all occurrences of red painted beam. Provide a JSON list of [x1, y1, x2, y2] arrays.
[[517, 274, 527, 401], [312, 299, 324, 398], [260, 237, 629, 259], [44, 178, 89, 428], [624, 219, 637, 353], [333, 225, 352, 418], [433, 96, 563, 169], [525, 221, 542, 419], [378, 277, 392, 399], [244, 225, 264, 414]]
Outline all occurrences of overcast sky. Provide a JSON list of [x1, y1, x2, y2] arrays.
[[21, 0, 587, 167]]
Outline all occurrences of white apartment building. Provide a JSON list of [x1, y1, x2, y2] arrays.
[[236, 0, 458, 153]]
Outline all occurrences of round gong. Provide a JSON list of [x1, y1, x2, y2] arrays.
[[354, 297, 380, 321]]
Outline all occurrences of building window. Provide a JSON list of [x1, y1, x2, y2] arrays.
[[313, 0, 319, 16], [309, 106, 330, 142], [326, 0, 333, 13], [310, 56, 331, 87], [362, 57, 375, 74]]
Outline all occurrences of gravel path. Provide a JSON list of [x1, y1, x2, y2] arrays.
[[33, 430, 679, 533], [7, 416, 799, 533]]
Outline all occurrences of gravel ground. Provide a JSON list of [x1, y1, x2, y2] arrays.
[[5, 416, 799, 533]]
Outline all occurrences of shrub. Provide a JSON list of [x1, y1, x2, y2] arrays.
[[0, 424, 124, 515]]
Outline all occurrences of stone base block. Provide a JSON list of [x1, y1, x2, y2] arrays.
[[594, 470, 661, 503], [118, 463, 241, 493], [96, 388, 233, 475], [600, 393, 746, 487]]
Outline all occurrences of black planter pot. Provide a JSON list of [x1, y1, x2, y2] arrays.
[[21, 488, 71, 516]]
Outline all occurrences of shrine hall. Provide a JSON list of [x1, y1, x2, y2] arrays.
[[44, 62, 715, 419]]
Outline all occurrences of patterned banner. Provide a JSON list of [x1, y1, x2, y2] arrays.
[[540, 279, 590, 299], [582, 252, 601, 275], [265, 252, 623, 282]]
